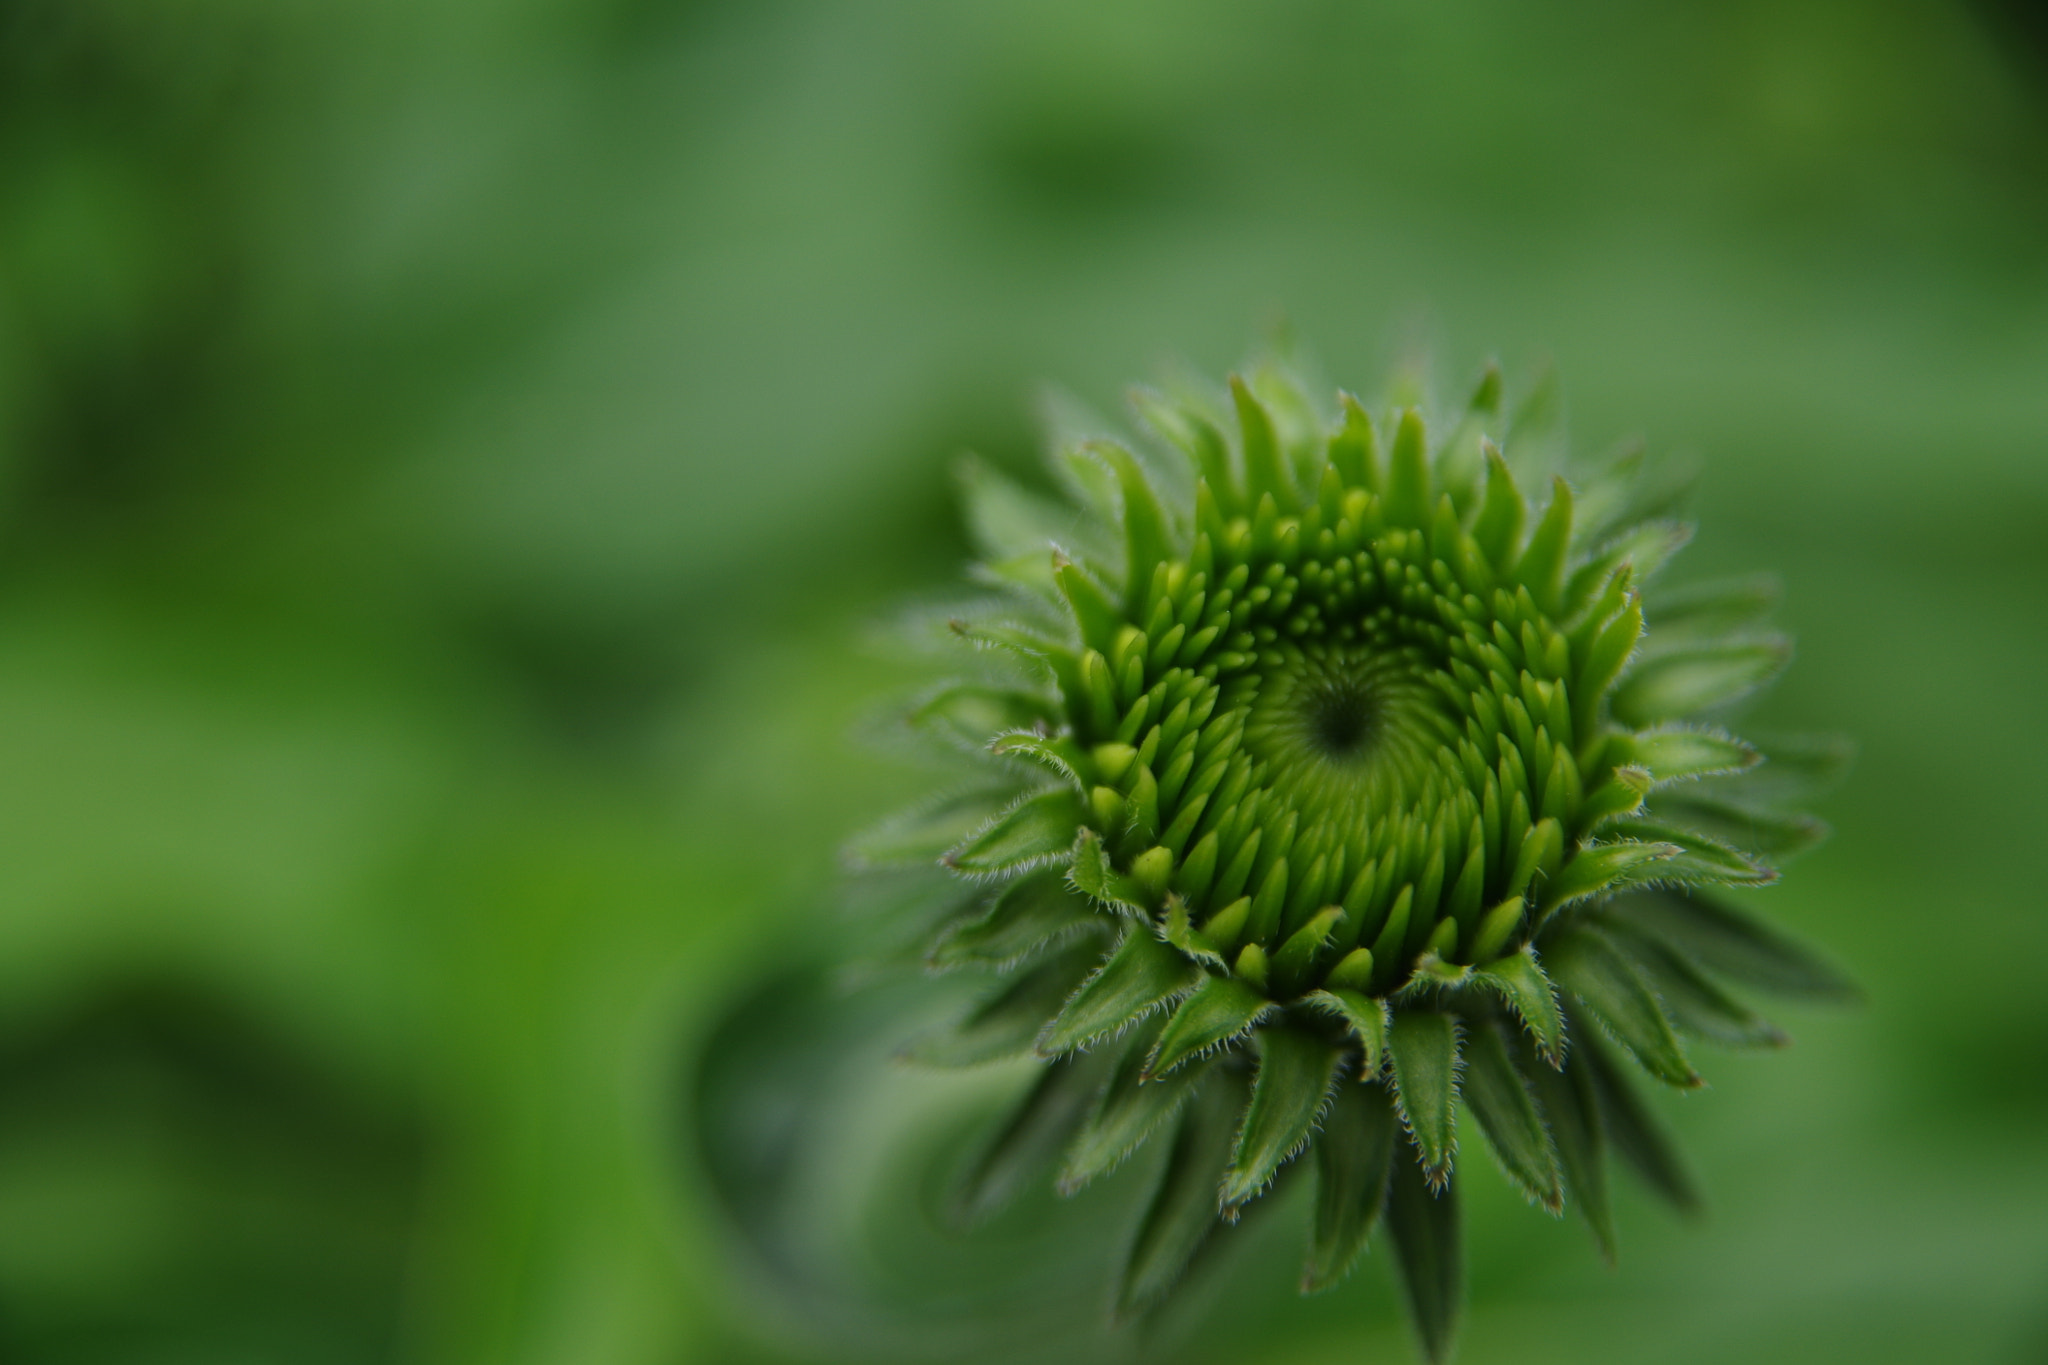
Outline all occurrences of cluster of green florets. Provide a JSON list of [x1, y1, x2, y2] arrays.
[[854, 355, 1849, 1362]]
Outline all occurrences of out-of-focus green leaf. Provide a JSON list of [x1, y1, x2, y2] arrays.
[[1386, 1134, 1463, 1364], [1614, 891, 1857, 1000], [1304, 1079, 1396, 1293], [1116, 1073, 1243, 1320], [1460, 1020, 1563, 1211], [1577, 1022, 1701, 1214], [930, 869, 1104, 971], [1612, 639, 1791, 726], [950, 1051, 1111, 1227], [1545, 924, 1701, 1089]]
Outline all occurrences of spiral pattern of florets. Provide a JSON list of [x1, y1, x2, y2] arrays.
[[856, 357, 1850, 1363]]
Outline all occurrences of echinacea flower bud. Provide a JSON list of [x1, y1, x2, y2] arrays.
[[854, 352, 1852, 1361]]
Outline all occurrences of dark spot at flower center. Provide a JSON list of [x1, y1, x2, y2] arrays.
[[1303, 682, 1381, 763]]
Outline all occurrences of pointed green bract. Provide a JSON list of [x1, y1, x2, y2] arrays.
[[947, 788, 1088, 874], [1222, 1027, 1344, 1207], [1461, 1022, 1563, 1212], [863, 351, 1847, 1358], [1472, 946, 1564, 1064], [1061, 1018, 1212, 1194], [1519, 1032, 1615, 1263], [1305, 1081, 1397, 1292], [1616, 889, 1855, 999], [1611, 928, 1787, 1048], [1547, 925, 1701, 1089], [1303, 988, 1390, 1079], [1389, 1009, 1462, 1184], [1630, 727, 1760, 784], [1039, 926, 1200, 1056], [1386, 1134, 1463, 1364], [1117, 1074, 1243, 1319], [1148, 975, 1275, 1077], [932, 870, 1102, 970], [1612, 639, 1791, 726], [1577, 1024, 1701, 1213], [951, 1051, 1110, 1226]]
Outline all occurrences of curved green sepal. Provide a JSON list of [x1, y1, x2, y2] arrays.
[[1304, 1080, 1397, 1293], [1221, 1027, 1344, 1207]]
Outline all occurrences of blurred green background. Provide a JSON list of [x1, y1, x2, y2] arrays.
[[1, 1, 2045, 1361]]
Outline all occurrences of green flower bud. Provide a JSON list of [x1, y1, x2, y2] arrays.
[[859, 353, 1854, 1360]]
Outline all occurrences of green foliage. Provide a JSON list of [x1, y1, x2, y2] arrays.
[[858, 354, 1849, 1359]]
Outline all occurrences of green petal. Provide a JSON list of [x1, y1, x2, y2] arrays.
[[1304, 1080, 1397, 1292], [1221, 1026, 1344, 1207], [1116, 1073, 1244, 1319], [1148, 974, 1274, 1077], [1603, 818, 1777, 886], [1629, 726, 1760, 784], [1542, 839, 1681, 909], [1517, 1033, 1616, 1263], [906, 945, 1097, 1066], [1386, 1134, 1464, 1365], [1651, 791, 1831, 862], [1059, 1017, 1211, 1194], [1577, 1022, 1701, 1213], [1461, 1021, 1563, 1212], [1612, 929, 1788, 1048], [1301, 988, 1391, 1079], [1388, 1009, 1462, 1183], [1614, 890, 1856, 1000], [1039, 926, 1200, 1056], [1612, 639, 1791, 726], [1471, 946, 1564, 1065], [946, 788, 1086, 875], [930, 870, 1104, 971], [951, 1051, 1111, 1226], [1546, 925, 1701, 1089]]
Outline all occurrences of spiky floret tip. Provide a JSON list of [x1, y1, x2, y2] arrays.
[[854, 353, 1852, 1361]]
